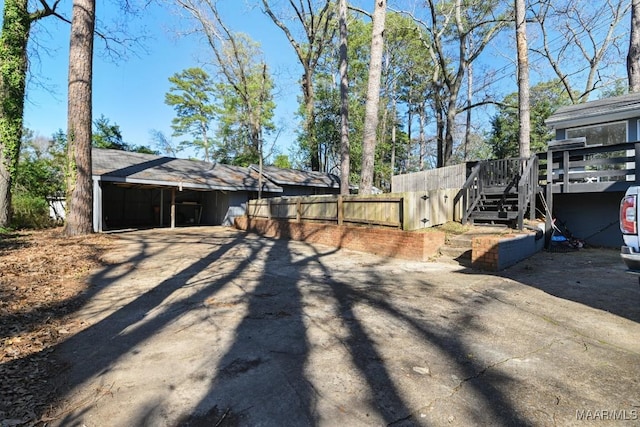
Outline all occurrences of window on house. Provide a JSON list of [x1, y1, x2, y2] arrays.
[[565, 121, 629, 182], [566, 121, 627, 145]]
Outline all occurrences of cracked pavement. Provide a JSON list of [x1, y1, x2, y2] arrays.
[[49, 227, 640, 426]]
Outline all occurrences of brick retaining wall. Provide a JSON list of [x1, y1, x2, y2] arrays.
[[234, 217, 445, 262], [472, 232, 543, 271]]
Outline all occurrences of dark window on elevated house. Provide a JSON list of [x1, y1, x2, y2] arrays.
[[566, 121, 626, 145], [566, 122, 628, 182]]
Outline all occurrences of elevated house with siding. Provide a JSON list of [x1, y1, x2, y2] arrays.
[[91, 148, 340, 232], [543, 92, 640, 247], [391, 92, 640, 247]]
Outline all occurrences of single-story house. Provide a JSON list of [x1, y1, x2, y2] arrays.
[[544, 91, 640, 247], [92, 148, 341, 232], [249, 164, 341, 196]]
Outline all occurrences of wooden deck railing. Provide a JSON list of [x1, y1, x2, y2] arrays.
[[518, 155, 539, 230], [538, 142, 640, 193], [459, 157, 537, 228]]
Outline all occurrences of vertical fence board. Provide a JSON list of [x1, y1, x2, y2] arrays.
[[246, 190, 460, 231], [392, 164, 466, 192]]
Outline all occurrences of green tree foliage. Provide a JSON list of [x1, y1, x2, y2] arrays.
[[15, 130, 66, 199], [211, 34, 276, 167], [92, 115, 158, 154], [12, 129, 66, 228], [487, 80, 571, 158], [0, 0, 63, 227], [93, 114, 128, 150], [600, 79, 628, 99], [261, 0, 335, 172], [272, 154, 291, 169], [165, 67, 217, 162], [307, 11, 417, 191]]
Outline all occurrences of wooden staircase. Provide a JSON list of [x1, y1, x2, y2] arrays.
[[460, 156, 539, 229]]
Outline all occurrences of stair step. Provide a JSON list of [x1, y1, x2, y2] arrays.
[[476, 202, 518, 209], [439, 246, 471, 262], [470, 211, 519, 220], [482, 186, 518, 195], [446, 235, 473, 248], [482, 194, 519, 200]]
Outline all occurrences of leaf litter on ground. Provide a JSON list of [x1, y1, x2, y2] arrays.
[[0, 228, 116, 426]]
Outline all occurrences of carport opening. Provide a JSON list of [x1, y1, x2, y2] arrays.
[[100, 182, 230, 231]]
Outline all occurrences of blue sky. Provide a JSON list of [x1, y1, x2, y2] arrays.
[[17, 0, 530, 162], [21, 1, 308, 159]]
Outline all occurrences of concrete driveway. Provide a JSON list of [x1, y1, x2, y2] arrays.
[[50, 227, 640, 426]]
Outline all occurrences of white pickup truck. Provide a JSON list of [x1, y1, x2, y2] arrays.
[[620, 186, 640, 275]]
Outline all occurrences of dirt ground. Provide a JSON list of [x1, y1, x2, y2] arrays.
[[0, 229, 116, 426], [1, 226, 639, 426]]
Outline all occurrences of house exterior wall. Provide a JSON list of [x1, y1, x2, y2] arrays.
[[629, 119, 639, 142], [223, 191, 249, 226], [278, 185, 340, 197], [548, 116, 640, 248], [552, 192, 622, 248], [201, 191, 225, 225], [556, 117, 640, 144]]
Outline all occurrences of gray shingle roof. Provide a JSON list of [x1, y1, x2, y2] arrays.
[[249, 164, 341, 188], [92, 148, 282, 192], [546, 92, 640, 128]]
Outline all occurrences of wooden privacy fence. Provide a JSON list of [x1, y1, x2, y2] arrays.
[[246, 190, 461, 231], [391, 163, 467, 192]]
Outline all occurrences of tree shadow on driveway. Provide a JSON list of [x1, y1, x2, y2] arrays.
[[498, 248, 640, 323], [49, 229, 263, 425], [46, 228, 537, 426]]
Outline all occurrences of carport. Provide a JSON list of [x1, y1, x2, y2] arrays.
[[92, 148, 283, 232]]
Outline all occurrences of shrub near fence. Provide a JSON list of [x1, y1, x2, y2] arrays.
[[246, 190, 461, 231]]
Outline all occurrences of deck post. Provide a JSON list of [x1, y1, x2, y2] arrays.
[[160, 189, 164, 226], [93, 178, 102, 233], [171, 188, 176, 229], [545, 150, 554, 248], [635, 142, 640, 184]]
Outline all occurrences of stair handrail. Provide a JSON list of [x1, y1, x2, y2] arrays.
[[517, 155, 539, 230], [458, 161, 486, 224]]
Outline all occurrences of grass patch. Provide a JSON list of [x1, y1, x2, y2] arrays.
[[433, 221, 472, 235]]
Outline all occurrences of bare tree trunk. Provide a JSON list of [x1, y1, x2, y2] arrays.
[[516, 0, 530, 157], [359, 0, 386, 195], [444, 102, 456, 166], [418, 104, 426, 171], [303, 72, 320, 170], [530, 0, 628, 103], [261, 0, 333, 171], [464, 38, 473, 161], [629, 0, 640, 92], [64, 0, 95, 236], [390, 96, 396, 177], [434, 84, 445, 168], [339, 0, 350, 195], [406, 91, 412, 173]]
